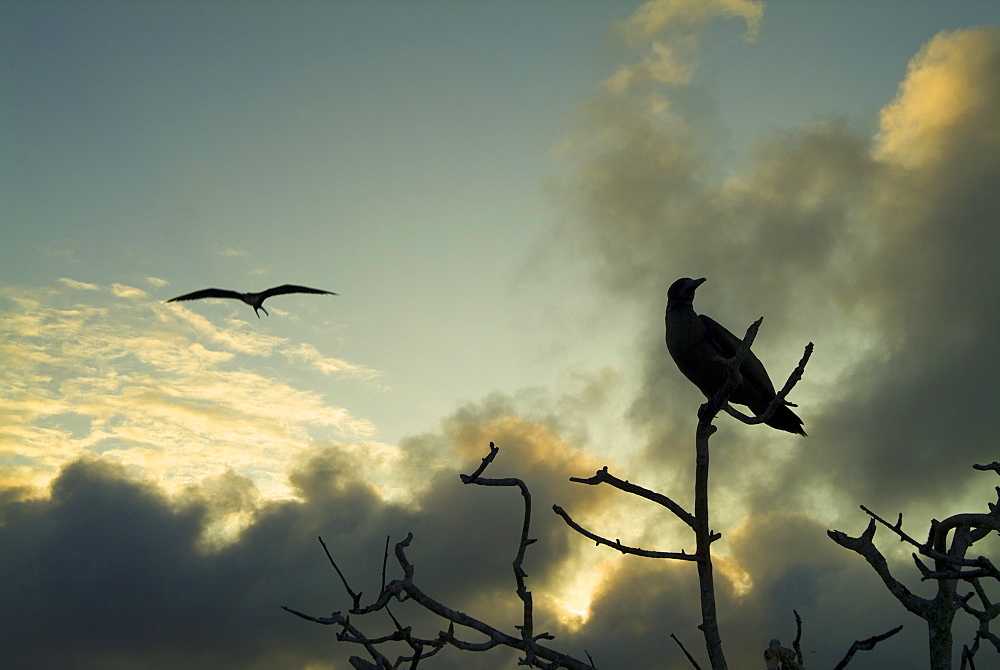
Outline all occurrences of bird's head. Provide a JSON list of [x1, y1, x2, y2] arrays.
[[667, 277, 707, 304]]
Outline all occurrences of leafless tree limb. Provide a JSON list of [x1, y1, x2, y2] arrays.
[[827, 519, 933, 617], [286, 444, 596, 669], [460, 442, 548, 665], [832, 625, 904, 670], [671, 633, 703, 670], [831, 463, 1000, 668], [959, 577, 1000, 667], [763, 610, 897, 670], [567, 466, 696, 529], [556, 318, 812, 670], [721, 340, 813, 427], [379, 535, 404, 633], [860, 504, 1000, 582], [973, 462, 1000, 475], [762, 611, 804, 670], [319, 535, 364, 610], [960, 633, 980, 670], [694, 321, 811, 670], [791, 610, 803, 666], [552, 504, 698, 560]]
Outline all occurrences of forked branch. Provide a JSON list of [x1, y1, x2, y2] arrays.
[[830, 463, 1000, 667], [285, 443, 595, 669], [557, 318, 812, 670]]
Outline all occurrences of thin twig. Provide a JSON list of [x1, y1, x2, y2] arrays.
[[380, 534, 403, 631], [973, 462, 1000, 475], [319, 535, 363, 608], [553, 505, 700, 560], [671, 633, 702, 670], [289, 443, 597, 669], [461, 441, 500, 483], [792, 610, 803, 666], [568, 466, 695, 528], [832, 625, 903, 670], [721, 342, 813, 426]]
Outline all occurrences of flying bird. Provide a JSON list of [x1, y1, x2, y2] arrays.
[[665, 277, 806, 436], [166, 284, 337, 318]]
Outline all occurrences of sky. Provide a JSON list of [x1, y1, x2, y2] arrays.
[[1, 1, 999, 668]]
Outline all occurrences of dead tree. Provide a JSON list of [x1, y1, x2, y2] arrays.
[[555, 318, 813, 670], [285, 319, 901, 667], [283, 442, 596, 669], [828, 462, 1000, 670]]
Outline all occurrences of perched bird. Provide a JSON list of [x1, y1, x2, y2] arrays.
[[665, 277, 805, 436], [166, 284, 337, 318]]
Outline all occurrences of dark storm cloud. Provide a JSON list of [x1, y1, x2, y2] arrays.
[[1, 437, 963, 669], [546, 14, 1000, 669], [556, 513, 934, 669], [775, 28, 1000, 513], [0, 456, 393, 669], [565, 25, 1000, 515], [5, 8, 998, 670], [0, 391, 619, 670]]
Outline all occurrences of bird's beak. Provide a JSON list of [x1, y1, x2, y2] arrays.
[[693, 277, 707, 287]]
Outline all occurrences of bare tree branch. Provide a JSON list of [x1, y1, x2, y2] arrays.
[[832, 463, 1000, 668], [568, 466, 696, 529], [671, 633, 702, 670], [973, 462, 1000, 476], [280, 606, 395, 668], [287, 444, 596, 669], [317, 535, 364, 610], [460, 442, 548, 665], [960, 633, 980, 670], [791, 610, 803, 666], [556, 318, 811, 670], [693, 319, 815, 670], [721, 341, 813, 427], [827, 520, 932, 617], [552, 504, 699, 560], [960, 577, 1000, 663], [832, 625, 903, 670]]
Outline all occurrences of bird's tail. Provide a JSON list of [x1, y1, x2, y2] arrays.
[[764, 403, 806, 436]]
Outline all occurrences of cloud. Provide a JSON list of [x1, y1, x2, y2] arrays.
[[282, 342, 385, 382], [560, 16, 1000, 508], [617, 0, 763, 45], [111, 282, 148, 298], [168, 305, 289, 356], [0, 281, 378, 499], [4, 7, 998, 670], [0, 455, 405, 669], [1, 386, 986, 669], [875, 27, 1000, 169], [607, 0, 763, 92], [58, 277, 100, 290], [0, 393, 624, 669], [544, 16, 1000, 669]]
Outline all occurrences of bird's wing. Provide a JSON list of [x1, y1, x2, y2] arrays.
[[166, 288, 243, 303], [699, 314, 777, 397], [259, 284, 338, 299], [698, 314, 740, 358]]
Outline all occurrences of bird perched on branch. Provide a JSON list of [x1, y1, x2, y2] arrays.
[[665, 277, 806, 436], [166, 284, 337, 318]]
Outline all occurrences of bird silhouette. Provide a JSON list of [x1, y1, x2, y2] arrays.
[[665, 277, 805, 435], [166, 284, 337, 318]]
